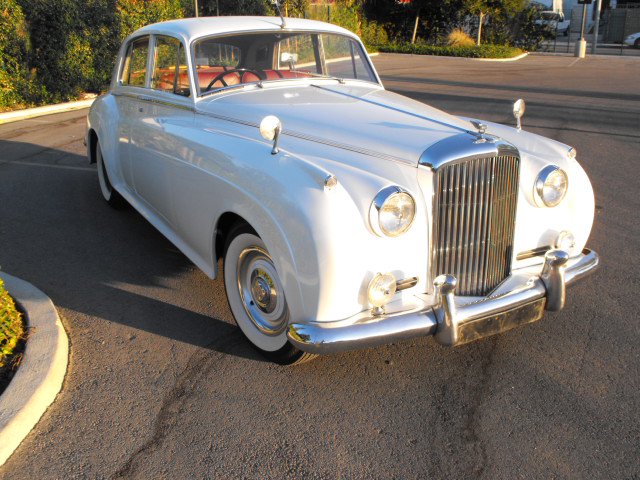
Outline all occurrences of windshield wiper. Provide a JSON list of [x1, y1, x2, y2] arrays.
[[288, 70, 345, 84]]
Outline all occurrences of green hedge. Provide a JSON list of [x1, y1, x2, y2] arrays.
[[0, 0, 46, 111], [0, 279, 24, 368], [0, 0, 189, 109], [377, 43, 525, 59]]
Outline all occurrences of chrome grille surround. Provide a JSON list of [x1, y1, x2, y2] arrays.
[[420, 133, 520, 296]]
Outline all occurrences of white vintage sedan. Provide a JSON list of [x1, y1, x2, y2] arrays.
[[86, 16, 599, 364]]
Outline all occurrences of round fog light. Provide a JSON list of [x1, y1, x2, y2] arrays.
[[555, 230, 576, 251], [368, 273, 397, 310]]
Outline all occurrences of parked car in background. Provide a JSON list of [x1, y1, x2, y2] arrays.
[[86, 16, 599, 364], [536, 11, 570, 35], [623, 31, 640, 47]]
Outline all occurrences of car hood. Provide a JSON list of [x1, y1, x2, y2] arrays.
[[195, 83, 474, 166]]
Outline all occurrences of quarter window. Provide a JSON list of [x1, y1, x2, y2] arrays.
[[121, 36, 149, 87], [151, 35, 190, 97]]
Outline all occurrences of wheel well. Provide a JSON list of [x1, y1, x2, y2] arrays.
[[214, 212, 256, 260], [88, 129, 98, 164]]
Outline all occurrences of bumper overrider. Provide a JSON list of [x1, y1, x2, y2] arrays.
[[287, 248, 599, 353]]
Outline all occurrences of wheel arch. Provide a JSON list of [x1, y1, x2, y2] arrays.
[[87, 128, 98, 164]]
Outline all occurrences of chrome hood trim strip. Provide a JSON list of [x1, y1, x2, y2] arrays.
[[195, 109, 411, 165]]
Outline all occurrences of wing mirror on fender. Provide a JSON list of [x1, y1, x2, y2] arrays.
[[259, 115, 282, 155], [513, 98, 526, 131]]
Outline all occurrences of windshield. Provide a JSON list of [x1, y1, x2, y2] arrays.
[[193, 31, 376, 95]]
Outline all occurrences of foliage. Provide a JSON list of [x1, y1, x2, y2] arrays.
[[0, 279, 24, 368], [306, 1, 388, 48], [483, 4, 552, 50], [10, 0, 187, 105], [201, 0, 270, 16], [377, 42, 524, 58], [0, 0, 45, 110], [447, 28, 475, 47]]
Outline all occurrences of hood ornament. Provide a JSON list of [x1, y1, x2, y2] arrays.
[[272, 0, 286, 29], [470, 120, 495, 143]]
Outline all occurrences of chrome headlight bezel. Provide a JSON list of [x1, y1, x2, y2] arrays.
[[369, 186, 416, 237], [534, 165, 568, 207]]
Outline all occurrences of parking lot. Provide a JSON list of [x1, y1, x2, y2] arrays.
[[0, 54, 638, 479]]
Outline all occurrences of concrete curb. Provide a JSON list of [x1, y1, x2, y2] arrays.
[[0, 98, 95, 125], [0, 273, 68, 467], [375, 51, 529, 62]]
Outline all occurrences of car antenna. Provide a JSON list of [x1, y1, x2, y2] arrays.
[[272, 0, 286, 29]]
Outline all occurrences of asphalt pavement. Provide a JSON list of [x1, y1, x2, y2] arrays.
[[0, 54, 638, 479]]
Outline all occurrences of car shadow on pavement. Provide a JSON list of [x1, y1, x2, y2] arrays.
[[0, 139, 266, 362]]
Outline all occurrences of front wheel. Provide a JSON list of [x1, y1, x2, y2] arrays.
[[223, 225, 316, 365], [96, 140, 126, 209]]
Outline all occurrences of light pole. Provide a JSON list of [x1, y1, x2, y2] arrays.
[[574, 0, 591, 58], [194, 0, 198, 17]]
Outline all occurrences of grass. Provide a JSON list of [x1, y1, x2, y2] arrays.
[[447, 29, 476, 48], [376, 43, 525, 59], [1, 278, 24, 369]]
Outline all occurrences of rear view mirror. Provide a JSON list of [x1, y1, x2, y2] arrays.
[[280, 52, 298, 65]]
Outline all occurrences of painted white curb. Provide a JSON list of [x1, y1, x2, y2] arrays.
[[0, 273, 68, 467], [376, 51, 528, 62], [474, 52, 529, 62], [0, 98, 95, 125]]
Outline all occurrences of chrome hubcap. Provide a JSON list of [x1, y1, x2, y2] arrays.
[[237, 247, 287, 335]]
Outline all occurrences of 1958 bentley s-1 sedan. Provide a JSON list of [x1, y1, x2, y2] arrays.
[[86, 16, 599, 364]]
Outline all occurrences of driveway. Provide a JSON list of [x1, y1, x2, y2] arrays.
[[0, 54, 638, 479]]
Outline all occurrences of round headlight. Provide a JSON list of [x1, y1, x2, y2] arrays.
[[535, 165, 568, 207], [369, 186, 416, 237]]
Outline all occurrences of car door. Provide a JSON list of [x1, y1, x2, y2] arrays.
[[130, 35, 194, 228], [112, 35, 151, 192], [129, 34, 195, 227]]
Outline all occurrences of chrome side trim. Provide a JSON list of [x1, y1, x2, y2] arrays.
[[287, 248, 599, 354], [112, 90, 195, 111]]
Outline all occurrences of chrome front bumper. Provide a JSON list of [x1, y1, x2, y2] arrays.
[[287, 248, 599, 354]]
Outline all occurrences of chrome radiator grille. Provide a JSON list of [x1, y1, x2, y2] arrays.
[[432, 155, 520, 296]]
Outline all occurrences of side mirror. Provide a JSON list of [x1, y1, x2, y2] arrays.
[[260, 115, 282, 155], [513, 98, 526, 131]]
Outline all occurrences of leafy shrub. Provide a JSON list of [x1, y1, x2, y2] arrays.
[[0, 0, 45, 110], [447, 28, 475, 47], [0, 279, 24, 368], [377, 42, 524, 59]]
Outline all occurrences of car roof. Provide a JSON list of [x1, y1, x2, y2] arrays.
[[131, 16, 359, 44]]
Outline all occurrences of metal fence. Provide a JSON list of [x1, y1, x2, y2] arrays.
[[540, 5, 640, 56]]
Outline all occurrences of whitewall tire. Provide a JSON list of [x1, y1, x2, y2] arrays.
[[96, 140, 126, 209], [223, 224, 316, 365]]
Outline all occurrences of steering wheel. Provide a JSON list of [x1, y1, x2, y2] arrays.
[[205, 68, 264, 91]]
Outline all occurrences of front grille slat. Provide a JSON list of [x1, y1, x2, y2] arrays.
[[433, 154, 520, 296]]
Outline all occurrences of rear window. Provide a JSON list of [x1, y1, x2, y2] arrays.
[[121, 36, 150, 87]]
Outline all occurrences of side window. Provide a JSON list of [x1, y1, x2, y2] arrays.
[[151, 35, 190, 97], [320, 34, 372, 81], [277, 34, 319, 73], [121, 36, 150, 87]]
